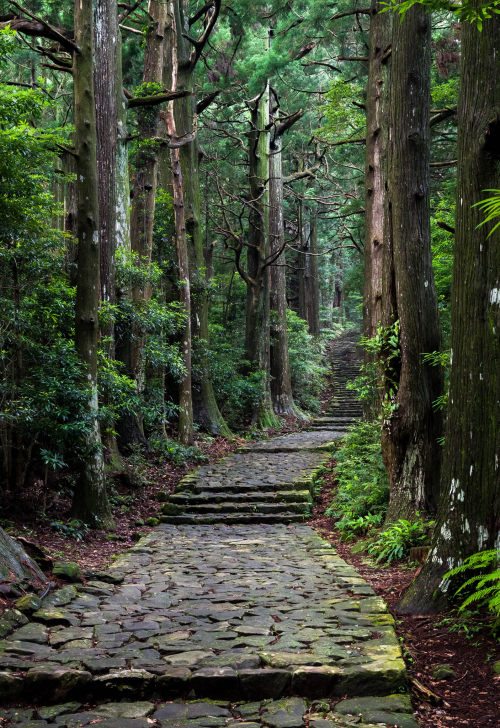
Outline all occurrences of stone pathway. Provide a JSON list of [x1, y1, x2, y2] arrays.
[[0, 352, 418, 728]]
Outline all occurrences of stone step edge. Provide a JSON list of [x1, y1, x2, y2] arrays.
[[1, 658, 407, 704], [159, 513, 308, 525]]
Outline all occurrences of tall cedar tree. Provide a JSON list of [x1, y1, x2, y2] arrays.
[[400, 11, 500, 612], [72, 0, 113, 527], [382, 5, 443, 522]]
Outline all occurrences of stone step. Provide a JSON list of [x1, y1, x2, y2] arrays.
[[176, 480, 296, 496], [170, 489, 312, 505], [163, 500, 310, 516], [159, 511, 307, 525]]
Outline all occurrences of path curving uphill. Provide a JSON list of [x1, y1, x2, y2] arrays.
[[0, 341, 418, 728]]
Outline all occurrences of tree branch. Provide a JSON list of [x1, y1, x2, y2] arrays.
[[127, 89, 191, 108]]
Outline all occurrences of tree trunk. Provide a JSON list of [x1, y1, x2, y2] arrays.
[[165, 0, 193, 445], [245, 85, 279, 427], [117, 0, 166, 450], [269, 100, 299, 417], [94, 0, 130, 462], [72, 0, 113, 528], [308, 208, 320, 336], [173, 0, 230, 436], [363, 1, 391, 342], [0, 526, 45, 585], [382, 5, 443, 522], [399, 13, 500, 612]]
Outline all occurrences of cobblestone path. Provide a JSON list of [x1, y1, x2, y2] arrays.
[[0, 355, 418, 728]]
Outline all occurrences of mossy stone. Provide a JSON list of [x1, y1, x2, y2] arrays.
[[15, 593, 43, 613], [53, 561, 81, 583], [432, 664, 456, 680], [145, 517, 160, 526], [155, 491, 168, 502], [493, 660, 500, 675]]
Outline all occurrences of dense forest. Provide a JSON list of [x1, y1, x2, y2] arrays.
[[0, 0, 499, 624]]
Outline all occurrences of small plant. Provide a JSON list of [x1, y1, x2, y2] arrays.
[[337, 512, 383, 540], [366, 515, 434, 564], [326, 420, 389, 524], [443, 549, 500, 632], [50, 518, 89, 541]]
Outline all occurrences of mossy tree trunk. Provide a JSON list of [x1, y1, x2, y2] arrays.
[[269, 93, 301, 416], [244, 85, 279, 428], [382, 5, 443, 522], [94, 0, 130, 461], [399, 12, 500, 613], [362, 1, 392, 420], [172, 0, 230, 436], [117, 0, 166, 450], [72, 0, 113, 528]]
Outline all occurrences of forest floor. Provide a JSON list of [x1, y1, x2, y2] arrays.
[[309, 461, 500, 728]]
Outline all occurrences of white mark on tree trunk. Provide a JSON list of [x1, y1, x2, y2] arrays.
[[490, 288, 500, 305], [477, 525, 489, 549], [441, 522, 451, 541]]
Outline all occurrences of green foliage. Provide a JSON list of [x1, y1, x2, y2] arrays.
[[383, 0, 500, 29], [444, 549, 500, 630], [50, 518, 89, 541], [318, 79, 365, 144], [336, 512, 383, 540], [367, 515, 435, 564], [149, 437, 209, 466], [286, 310, 327, 412], [473, 189, 500, 237], [326, 420, 389, 534], [348, 321, 401, 419], [208, 323, 265, 430]]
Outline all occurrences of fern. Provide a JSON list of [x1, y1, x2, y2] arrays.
[[444, 549, 500, 623]]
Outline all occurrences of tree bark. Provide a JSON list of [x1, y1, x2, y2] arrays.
[[269, 95, 299, 417], [399, 12, 500, 612], [166, 0, 193, 445], [382, 5, 443, 522], [363, 1, 391, 342], [72, 0, 113, 528], [94, 0, 131, 462], [172, 0, 230, 436], [117, 0, 166, 450], [245, 85, 279, 427], [308, 208, 320, 336]]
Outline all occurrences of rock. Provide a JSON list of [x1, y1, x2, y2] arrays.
[[37, 702, 82, 720], [92, 669, 155, 698], [32, 608, 78, 626], [15, 593, 42, 613], [156, 666, 192, 696], [291, 666, 341, 698], [239, 669, 291, 699], [43, 585, 78, 607], [95, 701, 155, 718], [261, 697, 307, 728], [145, 517, 160, 526], [432, 664, 456, 680], [10, 622, 48, 644], [0, 608, 28, 638], [334, 694, 412, 715], [493, 660, 500, 675], [155, 491, 168, 502], [191, 666, 239, 699], [0, 670, 24, 701], [52, 562, 81, 583], [24, 666, 92, 701]]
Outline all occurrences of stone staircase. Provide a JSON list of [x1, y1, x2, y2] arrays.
[[159, 344, 362, 527]]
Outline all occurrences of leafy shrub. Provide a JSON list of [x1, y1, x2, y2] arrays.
[[286, 310, 328, 413], [149, 437, 208, 466], [207, 323, 266, 430], [326, 420, 389, 529], [444, 549, 500, 630], [50, 519, 89, 541], [336, 512, 383, 540], [366, 515, 434, 564]]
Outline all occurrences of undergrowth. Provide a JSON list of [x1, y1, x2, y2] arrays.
[[326, 419, 389, 539]]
